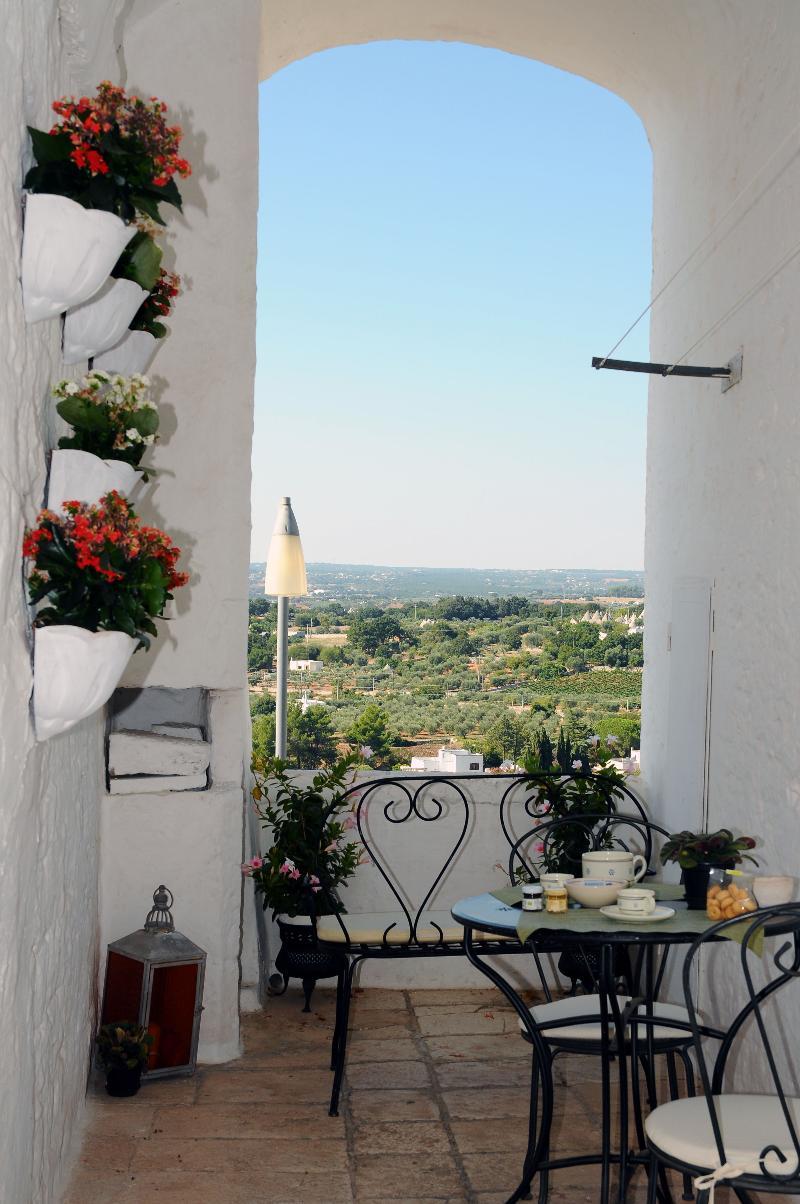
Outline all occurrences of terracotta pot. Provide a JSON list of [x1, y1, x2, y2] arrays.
[[21, 194, 134, 323], [46, 449, 142, 512], [33, 625, 137, 741], [94, 329, 158, 376], [63, 277, 148, 363]]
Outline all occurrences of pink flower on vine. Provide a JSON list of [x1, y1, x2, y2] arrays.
[[325, 840, 339, 853], [279, 858, 297, 876], [343, 815, 357, 831]]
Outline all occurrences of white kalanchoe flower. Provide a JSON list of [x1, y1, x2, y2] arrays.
[[572, 759, 583, 770], [126, 428, 144, 442], [63, 381, 80, 395]]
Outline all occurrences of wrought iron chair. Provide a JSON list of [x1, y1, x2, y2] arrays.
[[315, 771, 645, 1116], [645, 903, 800, 1203], [507, 812, 698, 1203]]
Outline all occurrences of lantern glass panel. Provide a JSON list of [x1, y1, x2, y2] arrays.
[[101, 951, 144, 1026], [148, 963, 199, 1070]]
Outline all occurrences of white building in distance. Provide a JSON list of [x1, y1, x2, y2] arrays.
[[410, 748, 484, 774], [289, 658, 322, 673]]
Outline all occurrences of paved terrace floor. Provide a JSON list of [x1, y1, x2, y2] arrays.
[[65, 987, 743, 1204]]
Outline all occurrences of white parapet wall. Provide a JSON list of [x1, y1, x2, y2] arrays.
[[99, 784, 244, 1064]]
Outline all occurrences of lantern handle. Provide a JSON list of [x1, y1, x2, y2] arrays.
[[144, 885, 175, 932]]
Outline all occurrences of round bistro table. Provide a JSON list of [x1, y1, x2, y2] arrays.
[[451, 890, 719, 1204]]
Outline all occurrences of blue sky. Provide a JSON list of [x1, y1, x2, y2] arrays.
[[253, 41, 651, 569]]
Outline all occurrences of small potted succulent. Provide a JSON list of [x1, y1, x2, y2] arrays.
[[22, 82, 190, 322], [47, 370, 159, 510], [96, 1022, 153, 1097], [23, 490, 189, 740], [244, 754, 365, 1009], [659, 828, 758, 909]]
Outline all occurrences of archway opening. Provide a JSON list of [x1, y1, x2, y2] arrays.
[[251, 40, 652, 773]]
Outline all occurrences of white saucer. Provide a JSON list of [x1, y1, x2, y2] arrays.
[[600, 905, 676, 923]]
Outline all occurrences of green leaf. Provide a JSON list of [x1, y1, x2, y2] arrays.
[[131, 192, 165, 225], [114, 232, 163, 291], [28, 127, 71, 164], [56, 396, 109, 433]]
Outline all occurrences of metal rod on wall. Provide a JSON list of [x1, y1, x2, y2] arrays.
[[591, 356, 731, 379]]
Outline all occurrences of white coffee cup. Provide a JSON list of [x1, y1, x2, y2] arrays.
[[617, 887, 656, 915], [582, 850, 647, 883]]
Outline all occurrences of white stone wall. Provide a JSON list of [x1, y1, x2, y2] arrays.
[[0, 6, 106, 1202]]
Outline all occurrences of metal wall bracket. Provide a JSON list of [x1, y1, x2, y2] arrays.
[[720, 350, 743, 393]]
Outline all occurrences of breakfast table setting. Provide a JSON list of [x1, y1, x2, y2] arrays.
[[451, 832, 796, 1204]]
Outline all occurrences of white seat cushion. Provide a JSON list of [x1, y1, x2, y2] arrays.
[[645, 1093, 800, 1177], [519, 993, 691, 1043], [316, 910, 509, 946]]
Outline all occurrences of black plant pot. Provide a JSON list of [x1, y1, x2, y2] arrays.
[[681, 863, 713, 910], [273, 916, 348, 1013], [105, 1065, 143, 1097]]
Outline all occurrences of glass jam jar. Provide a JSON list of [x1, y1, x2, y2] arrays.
[[706, 869, 758, 920], [544, 886, 568, 914]]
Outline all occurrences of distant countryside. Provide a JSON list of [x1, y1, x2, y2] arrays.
[[248, 563, 644, 770]]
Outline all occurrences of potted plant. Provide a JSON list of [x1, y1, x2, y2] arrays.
[[659, 828, 758, 909], [96, 1022, 153, 1097], [23, 490, 189, 740], [520, 762, 628, 878], [47, 370, 158, 511], [22, 82, 190, 322], [63, 229, 165, 364], [244, 754, 364, 1009], [96, 268, 180, 375]]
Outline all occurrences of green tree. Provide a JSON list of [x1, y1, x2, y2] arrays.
[[348, 610, 416, 657], [345, 703, 395, 766], [251, 703, 337, 768]]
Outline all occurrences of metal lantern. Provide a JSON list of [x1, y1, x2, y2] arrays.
[[100, 885, 206, 1078]]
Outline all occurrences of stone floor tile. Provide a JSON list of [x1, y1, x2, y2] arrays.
[[350, 1023, 413, 1043], [350, 988, 406, 1010], [351, 1119, 452, 1155], [350, 1008, 411, 1031], [195, 1066, 331, 1105], [149, 1101, 343, 1139], [407, 988, 506, 1007], [347, 1088, 440, 1123], [75, 1134, 138, 1174], [131, 1135, 348, 1174], [440, 1086, 530, 1119], [434, 1058, 531, 1089], [346, 1036, 420, 1063], [346, 1059, 431, 1090], [449, 1117, 529, 1153], [353, 1152, 464, 1199], [425, 1032, 529, 1062], [413, 1005, 513, 1036]]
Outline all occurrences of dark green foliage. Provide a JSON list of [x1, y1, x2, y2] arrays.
[[659, 829, 758, 870], [25, 126, 183, 224], [96, 1022, 153, 1070], [248, 756, 362, 916]]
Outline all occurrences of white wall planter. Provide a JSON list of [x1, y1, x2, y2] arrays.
[[22, 194, 134, 324], [33, 625, 137, 741], [47, 449, 142, 513], [63, 277, 148, 364], [94, 329, 158, 376]]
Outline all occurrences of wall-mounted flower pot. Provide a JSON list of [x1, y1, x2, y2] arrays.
[[33, 625, 137, 741], [63, 277, 148, 364], [47, 449, 142, 514], [94, 329, 158, 376], [22, 194, 134, 324]]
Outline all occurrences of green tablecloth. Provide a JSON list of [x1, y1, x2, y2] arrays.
[[489, 884, 763, 952]]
